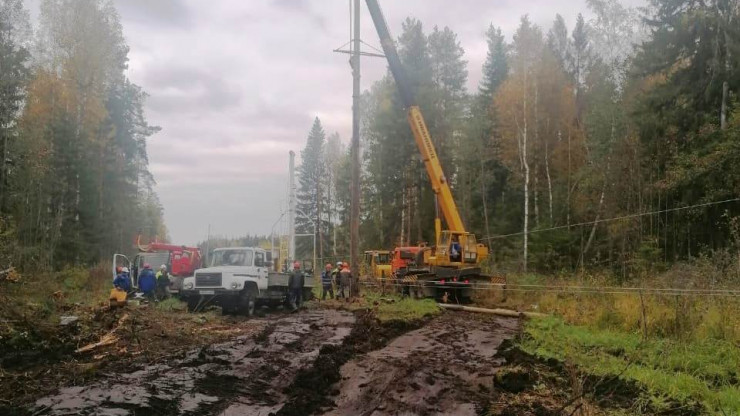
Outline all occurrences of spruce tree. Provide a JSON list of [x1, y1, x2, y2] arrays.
[[296, 117, 329, 260]]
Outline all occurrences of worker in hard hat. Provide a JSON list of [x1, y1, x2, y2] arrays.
[[113, 267, 131, 292], [110, 266, 131, 307], [332, 261, 342, 287], [121, 267, 132, 293], [138, 263, 157, 301], [156, 264, 171, 300], [338, 262, 351, 300], [321, 263, 335, 300], [287, 261, 305, 311]]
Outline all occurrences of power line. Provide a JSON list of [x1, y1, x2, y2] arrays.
[[359, 281, 740, 297], [367, 277, 740, 294], [481, 197, 740, 242]]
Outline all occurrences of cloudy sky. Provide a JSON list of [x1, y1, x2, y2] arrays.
[[27, 0, 644, 245]]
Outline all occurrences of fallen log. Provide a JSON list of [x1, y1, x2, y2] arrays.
[[438, 303, 546, 318]]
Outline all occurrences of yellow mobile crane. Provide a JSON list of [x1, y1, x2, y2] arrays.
[[365, 0, 498, 302]]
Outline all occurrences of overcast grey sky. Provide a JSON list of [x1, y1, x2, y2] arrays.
[[25, 0, 645, 245]]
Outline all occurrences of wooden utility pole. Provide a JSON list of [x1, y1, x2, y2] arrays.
[[350, 0, 361, 296]]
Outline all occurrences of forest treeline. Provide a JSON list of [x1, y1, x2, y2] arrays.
[[297, 0, 740, 278], [0, 0, 165, 270]]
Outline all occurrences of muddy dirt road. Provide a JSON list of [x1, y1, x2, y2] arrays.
[[327, 313, 519, 416], [32, 309, 519, 415]]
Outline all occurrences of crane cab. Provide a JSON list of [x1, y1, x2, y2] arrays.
[[432, 231, 489, 267]]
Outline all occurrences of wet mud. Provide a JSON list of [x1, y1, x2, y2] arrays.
[[32, 309, 355, 416], [324, 312, 520, 416], [31, 309, 527, 416]]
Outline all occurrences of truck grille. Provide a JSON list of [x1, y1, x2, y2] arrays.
[[195, 273, 222, 287]]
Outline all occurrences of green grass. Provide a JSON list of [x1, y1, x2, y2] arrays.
[[362, 292, 441, 322], [519, 316, 740, 414], [155, 297, 188, 312], [315, 290, 441, 322]]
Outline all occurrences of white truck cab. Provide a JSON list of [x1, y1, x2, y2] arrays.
[[180, 247, 313, 315]]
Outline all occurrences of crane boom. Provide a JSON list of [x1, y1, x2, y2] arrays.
[[365, 0, 466, 234]]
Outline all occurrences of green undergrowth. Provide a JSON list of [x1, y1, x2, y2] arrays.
[[155, 297, 188, 312], [316, 290, 441, 322], [519, 316, 740, 414], [369, 293, 440, 322]]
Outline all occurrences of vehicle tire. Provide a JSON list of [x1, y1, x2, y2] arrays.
[[238, 290, 256, 317], [186, 296, 200, 312]]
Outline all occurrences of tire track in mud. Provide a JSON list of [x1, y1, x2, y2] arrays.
[[32, 310, 355, 416], [322, 312, 520, 416], [276, 309, 425, 416]]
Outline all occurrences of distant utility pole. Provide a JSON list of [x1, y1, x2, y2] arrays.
[[334, 0, 384, 295], [288, 150, 296, 266], [350, 0, 361, 294]]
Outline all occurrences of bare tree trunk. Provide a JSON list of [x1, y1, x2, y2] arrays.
[[534, 174, 540, 228], [0, 126, 6, 213], [721, 81, 729, 130], [480, 157, 491, 239], [522, 73, 530, 273], [407, 182, 412, 246], [567, 130, 571, 227], [533, 82, 540, 230], [582, 179, 606, 260], [400, 179, 406, 246], [545, 137, 553, 225]]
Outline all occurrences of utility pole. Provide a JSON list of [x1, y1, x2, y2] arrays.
[[206, 224, 211, 266], [288, 151, 296, 267], [334, 0, 383, 295], [350, 0, 361, 295]]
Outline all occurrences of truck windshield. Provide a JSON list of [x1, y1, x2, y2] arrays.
[[211, 249, 253, 267], [376, 253, 390, 264], [139, 252, 170, 269]]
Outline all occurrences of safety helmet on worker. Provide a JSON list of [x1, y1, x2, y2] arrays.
[[121, 267, 129, 273], [336, 261, 342, 267], [143, 263, 151, 269], [293, 261, 301, 269], [160, 264, 167, 270]]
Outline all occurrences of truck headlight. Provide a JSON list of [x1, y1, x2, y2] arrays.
[[231, 282, 240, 289], [184, 282, 194, 290]]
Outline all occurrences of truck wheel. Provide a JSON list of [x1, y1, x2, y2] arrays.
[[186, 297, 200, 312], [238, 290, 256, 317]]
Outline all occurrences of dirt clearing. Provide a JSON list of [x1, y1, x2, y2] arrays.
[[32, 309, 355, 415], [325, 312, 520, 416], [26, 307, 525, 416]]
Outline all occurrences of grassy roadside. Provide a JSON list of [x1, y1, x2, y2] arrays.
[[518, 316, 740, 414], [313, 290, 441, 322]]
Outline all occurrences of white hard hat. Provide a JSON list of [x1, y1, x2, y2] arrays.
[[160, 264, 167, 270], [121, 267, 129, 273], [336, 261, 342, 266]]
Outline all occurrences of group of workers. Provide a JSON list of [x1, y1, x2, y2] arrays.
[[285, 260, 354, 310], [112, 263, 171, 302], [320, 261, 353, 301]]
